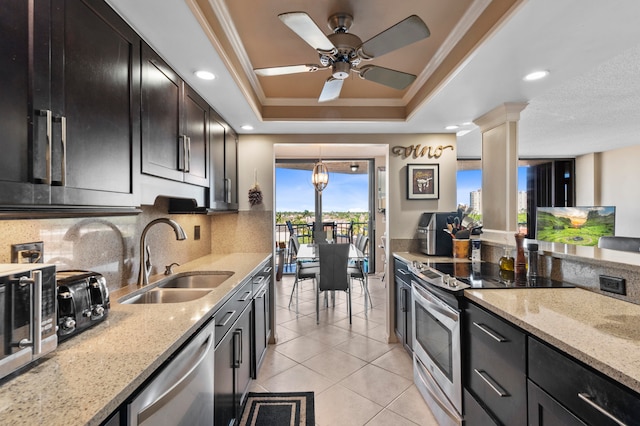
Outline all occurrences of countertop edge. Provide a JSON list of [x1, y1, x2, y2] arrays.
[[0, 252, 272, 426]]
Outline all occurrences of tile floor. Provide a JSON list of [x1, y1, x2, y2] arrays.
[[249, 273, 439, 425]]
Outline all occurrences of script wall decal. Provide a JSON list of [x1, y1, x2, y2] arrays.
[[391, 144, 455, 159]]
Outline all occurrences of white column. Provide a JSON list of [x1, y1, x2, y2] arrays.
[[474, 102, 527, 243]]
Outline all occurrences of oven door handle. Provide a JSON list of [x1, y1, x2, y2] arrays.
[[412, 282, 458, 322]]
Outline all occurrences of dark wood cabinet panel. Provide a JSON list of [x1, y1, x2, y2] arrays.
[[141, 43, 209, 188], [183, 85, 209, 186], [50, 0, 140, 205], [208, 114, 237, 210], [464, 301, 527, 426], [141, 44, 183, 183], [529, 337, 640, 426], [528, 380, 586, 426], [394, 258, 413, 353], [0, 0, 49, 204], [0, 0, 139, 207]]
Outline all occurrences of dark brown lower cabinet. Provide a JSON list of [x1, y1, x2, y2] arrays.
[[528, 337, 640, 426], [527, 380, 586, 426], [464, 301, 526, 426], [214, 286, 252, 426]]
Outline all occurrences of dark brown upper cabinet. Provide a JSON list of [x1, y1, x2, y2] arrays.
[[141, 43, 209, 188], [209, 113, 238, 211], [0, 0, 141, 208]]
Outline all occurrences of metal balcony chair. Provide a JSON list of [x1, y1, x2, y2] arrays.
[[316, 243, 352, 324], [380, 233, 387, 285], [288, 236, 319, 315], [349, 235, 372, 313]]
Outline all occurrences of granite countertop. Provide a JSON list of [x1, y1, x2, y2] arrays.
[[465, 288, 640, 394], [394, 251, 640, 394], [0, 252, 270, 426]]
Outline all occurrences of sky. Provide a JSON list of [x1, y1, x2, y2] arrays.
[[456, 166, 528, 206], [276, 167, 369, 212], [276, 165, 529, 212]]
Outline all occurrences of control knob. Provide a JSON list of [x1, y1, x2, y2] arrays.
[[62, 317, 76, 331], [92, 305, 105, 318]]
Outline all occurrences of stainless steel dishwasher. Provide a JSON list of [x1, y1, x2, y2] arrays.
[[127, 319, 215, 425]]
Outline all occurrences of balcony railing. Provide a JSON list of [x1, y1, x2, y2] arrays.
[[276, 221, 369, 275]]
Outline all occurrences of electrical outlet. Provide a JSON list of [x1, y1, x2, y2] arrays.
[[11, 241, 44, 264], [600, 275, 626, 295], [194, 225, 201, 241]]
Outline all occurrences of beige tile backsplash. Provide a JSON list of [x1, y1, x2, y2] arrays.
[[0, 200, 273, 291]]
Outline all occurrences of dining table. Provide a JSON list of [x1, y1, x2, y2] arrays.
[[296, 243, 371, 314]]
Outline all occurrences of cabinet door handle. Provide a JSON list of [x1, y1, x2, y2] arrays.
[[401, 287, 407, 313], [577, 392, 627, 426], [473, 322, 507, 343], [398, 269, 411, 277], [232, 329, 242, 368], [255, 288, 267, 299], [37, 110, 52, 184], [185, 136, 191, 173], [263, 266, 273, 274], [239, 291, 252, 302], [215, 310, 236, 327], [51, 116, 67, 186], [225, 178, 232, 203], [474, 369, 509, 397]]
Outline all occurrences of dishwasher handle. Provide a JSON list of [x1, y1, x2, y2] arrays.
[[138, 331, 214, 424]]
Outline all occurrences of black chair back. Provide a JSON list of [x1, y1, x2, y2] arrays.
[[318, 243, 350, 291]]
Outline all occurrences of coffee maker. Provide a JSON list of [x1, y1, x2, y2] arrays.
[[417, 212, 455, 255]]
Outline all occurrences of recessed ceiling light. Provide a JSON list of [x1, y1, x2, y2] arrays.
[[462, 122, 473, 126], [195, 70, 215, 80], [445, 125, 459, 130], [241, 125, 254, 131], [523, 70, 549, 81], [456, 129, 472, 137]]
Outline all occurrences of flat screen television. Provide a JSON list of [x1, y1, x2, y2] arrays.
[[535, 206, 616, 246]]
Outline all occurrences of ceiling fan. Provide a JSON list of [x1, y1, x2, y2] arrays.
[[254, 12, 430, 102]]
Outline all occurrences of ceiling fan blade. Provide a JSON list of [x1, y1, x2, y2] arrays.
[[279, 12, 336, 53], [359, 65, 416, 90], [254, 64, 323, 77], [359, 15, 430, 59], [318, 78, 344, 103]]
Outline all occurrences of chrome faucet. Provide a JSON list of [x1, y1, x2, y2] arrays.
[[138, 218, 187, 286]]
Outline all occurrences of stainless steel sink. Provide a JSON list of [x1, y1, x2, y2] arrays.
[[119, 289, 212, 305], [158, 272, 235, 289]]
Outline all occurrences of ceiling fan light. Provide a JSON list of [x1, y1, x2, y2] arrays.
[[312, 161, 329, 192]]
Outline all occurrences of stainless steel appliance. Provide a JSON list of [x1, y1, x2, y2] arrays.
[[128, 318, 215, 425], [0, 264, 57, 381], [417, 212, 455, 255], [409, 261, 575, 425], [56, 270, 110, 341], [410, 263, 467, 426]]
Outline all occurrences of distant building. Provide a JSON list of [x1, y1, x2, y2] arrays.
[[518, 190, 527, 212], [470, 189, 482, 214]]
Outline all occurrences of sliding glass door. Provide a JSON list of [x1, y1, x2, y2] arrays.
[[275, 159, 375, 272]]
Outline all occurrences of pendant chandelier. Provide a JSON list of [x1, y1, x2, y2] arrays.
[[311, 161, 329, 192]]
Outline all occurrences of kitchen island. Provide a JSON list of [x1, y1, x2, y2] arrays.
[[0, 252, 270, 426]]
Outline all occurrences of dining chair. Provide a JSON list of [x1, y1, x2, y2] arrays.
[[316, 243, 351, 324], [349, 236, 372, 313], [287, 236, 319, 315]]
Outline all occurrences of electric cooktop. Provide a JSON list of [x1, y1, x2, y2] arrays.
[[426, 261, 574, 290]]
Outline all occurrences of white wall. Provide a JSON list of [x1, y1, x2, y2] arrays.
[[237, 133, 458, 242], [581, 145, 640, 237]]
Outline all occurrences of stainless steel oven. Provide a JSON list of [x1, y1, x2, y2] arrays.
[[410, 262, 468, 426]]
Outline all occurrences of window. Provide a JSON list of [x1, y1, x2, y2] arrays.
[[456, 159, 575, 238]]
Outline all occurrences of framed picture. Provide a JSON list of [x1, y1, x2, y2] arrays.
[[407, 164, 439, 200]]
